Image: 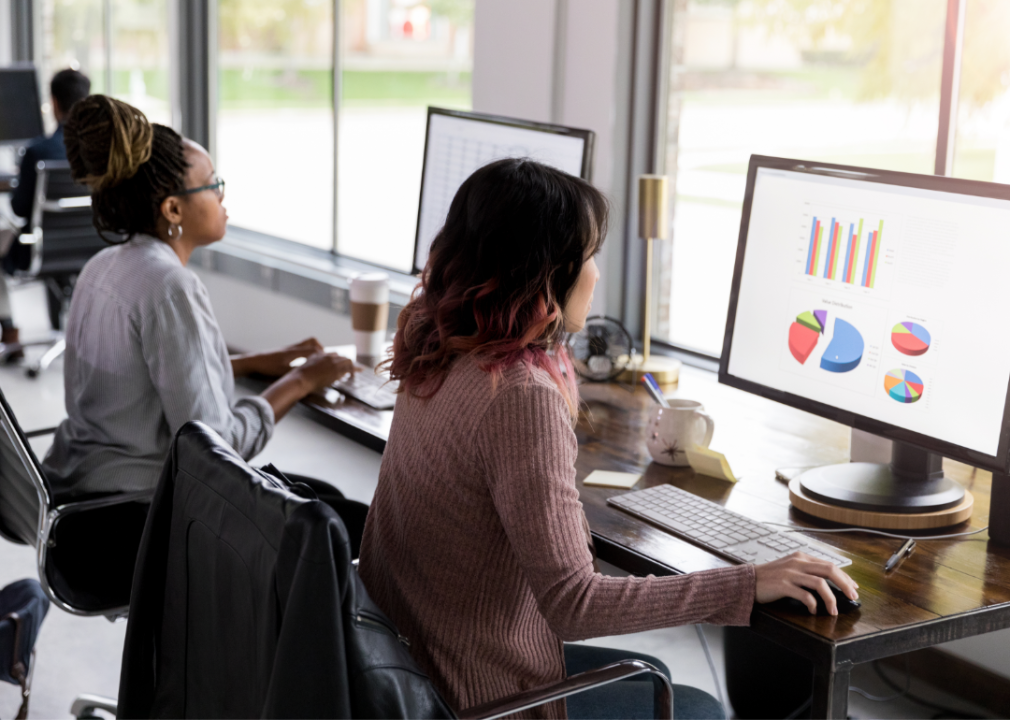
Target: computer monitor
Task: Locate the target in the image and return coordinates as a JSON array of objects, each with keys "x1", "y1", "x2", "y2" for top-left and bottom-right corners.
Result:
[
  {"x1": 0, "y1": 67, "x2": 44, "y2": 145},
  {"x1": 720, "y1": 155, "x2": 1010, "y2": 514},
  {"x1": 413, "y1": 107, "x2": 594, "y2": 275}
]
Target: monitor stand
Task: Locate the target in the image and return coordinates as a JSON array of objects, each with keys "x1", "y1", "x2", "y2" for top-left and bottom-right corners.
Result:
[{"x1": 798, "y1": 441, "x2": 965, "y2": 514}]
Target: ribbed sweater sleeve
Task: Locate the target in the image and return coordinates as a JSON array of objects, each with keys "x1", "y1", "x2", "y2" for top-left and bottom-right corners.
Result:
[{"x1": 476, "y1": 382, "x2": 756, "y2": 641}]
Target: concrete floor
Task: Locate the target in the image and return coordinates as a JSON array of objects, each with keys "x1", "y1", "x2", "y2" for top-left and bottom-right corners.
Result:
[{"x1": 0, "y1": 281, "x2": 995, "y2": 718}]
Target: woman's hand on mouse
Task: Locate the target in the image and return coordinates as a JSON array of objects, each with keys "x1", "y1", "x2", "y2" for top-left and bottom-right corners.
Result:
[{"x1": 754, "y1": 552, "x2": 859, "y2": 616}]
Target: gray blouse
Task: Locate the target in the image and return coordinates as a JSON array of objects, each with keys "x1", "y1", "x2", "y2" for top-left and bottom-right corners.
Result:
[{"x1": 42, "y1": 234, "x2": 274, "y2": 499}]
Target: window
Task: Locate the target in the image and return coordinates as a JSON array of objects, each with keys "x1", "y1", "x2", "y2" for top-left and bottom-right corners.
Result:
[
  {"x1": 951, "y1": 0, "x2": 1010, "y2": 182},
  {"x1": 216, "y1": 0, "x2": 336, "y2": 250},
  {"x1": 337, "y1": 0, "x2": 474, "y2": 271},
  {"x1": 214, "y1": 0, "x2": 474, "y2": 266},
  {"x1": 658, "y1": 0, "x2": 949, "y2": 356},
  {"x1": 39, "y1": 0, "x2": 172, "y2": 131}
]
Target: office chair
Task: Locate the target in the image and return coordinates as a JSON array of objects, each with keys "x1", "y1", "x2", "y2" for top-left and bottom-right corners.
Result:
[
  {"x1": 119, "y1": 422, "x2": 674, "y2": 719},
  {"x1": 3, "y1": 159, "x2": 108, "y2": 377},
  {"x1": 0, "y1": 384, "x2": 150, "y2": 718}
]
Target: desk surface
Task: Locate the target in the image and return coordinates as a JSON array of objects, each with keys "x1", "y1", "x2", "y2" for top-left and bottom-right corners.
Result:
[{"x1": 575, "y1": 367, "x2": 1010, "y2": 659}]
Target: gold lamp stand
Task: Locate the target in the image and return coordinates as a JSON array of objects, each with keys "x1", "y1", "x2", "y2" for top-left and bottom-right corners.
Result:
[{"x1": 618, "y1": 174, "x2": 682, "y2": 387}]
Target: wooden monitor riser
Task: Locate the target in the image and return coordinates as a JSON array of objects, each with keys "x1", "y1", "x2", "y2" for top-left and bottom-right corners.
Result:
[{"x1": 788, "y1": 478, "x2": 974, "y2": 530}]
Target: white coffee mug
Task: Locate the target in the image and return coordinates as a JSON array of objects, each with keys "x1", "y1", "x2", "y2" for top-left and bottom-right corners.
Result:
[
  {"x1": 350, "y1": 272, "x2": 390, "y2": 360},
  {"x1": 646, "y1": 399, "x2": 715, "y2": 466}
]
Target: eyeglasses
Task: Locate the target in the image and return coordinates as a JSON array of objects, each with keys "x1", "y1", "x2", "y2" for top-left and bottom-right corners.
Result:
[{"x1": 177, "y1": 176, "x2": 225, "y2": 201}]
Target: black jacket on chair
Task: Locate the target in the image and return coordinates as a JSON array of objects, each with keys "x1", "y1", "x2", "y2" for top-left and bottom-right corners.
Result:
[{"x1": 118, "y1": 422, "x2": 453, "y2": 719}]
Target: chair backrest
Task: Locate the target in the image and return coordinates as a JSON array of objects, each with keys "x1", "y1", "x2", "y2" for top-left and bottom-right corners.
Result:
[
  {"x1": 0, "y1": 385, "x2": 148, "y2": 618},
  {"x1": 30, "y1": 161, "x2": 109, "y2": 278},
  {"x1": 0, "y1": 387, "x2": 50, "y2": 548},
  {"x1": 120, "y1": 422, "x2": 454, "y2": 719}
]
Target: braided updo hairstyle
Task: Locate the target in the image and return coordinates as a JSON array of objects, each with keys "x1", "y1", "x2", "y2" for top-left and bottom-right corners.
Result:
[{"x1": 63, "y1": 95, "x2": 188, "y2": 242}]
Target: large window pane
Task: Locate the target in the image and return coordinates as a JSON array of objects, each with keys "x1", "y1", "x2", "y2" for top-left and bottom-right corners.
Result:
[
  {"x1": 40, "y1": 0, "x2": 107, "y2": 131},
  {"x1": 40, "y1": 1, "x2": 171, "y2": 131},
  {"x1": 660, "y1": 0, "x2": 947, "y2": 356},
  {"x1": 337, "y1": 0, "x2": 474, "y2": 271},
  {"x1": 951, "y1": 0, "x2": 1010, "y2": 182},
  {"x1": 217, "y1": 0, "x2": 335, "y2": 249},
  {"x1": 109, "y1": 0, "x2": 171, "y2": 126}
]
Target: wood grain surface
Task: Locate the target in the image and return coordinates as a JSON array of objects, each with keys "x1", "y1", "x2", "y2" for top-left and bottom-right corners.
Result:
[{"x1": 575, "y1": 366, "x2": 1010, "y2": 647}]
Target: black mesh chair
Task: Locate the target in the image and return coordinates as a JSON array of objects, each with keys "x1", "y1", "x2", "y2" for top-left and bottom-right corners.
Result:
[
  {"x1": 0, "y1": 385, "x2": 149, "y2": 718},
  {"x1": 5, "y1": 159, "x2": 109, "y2": 377}
]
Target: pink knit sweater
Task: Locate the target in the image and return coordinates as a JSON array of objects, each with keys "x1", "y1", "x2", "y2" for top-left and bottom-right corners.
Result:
[{"x1": 358, "y1": 356, "x2": 756, "y2": 718}]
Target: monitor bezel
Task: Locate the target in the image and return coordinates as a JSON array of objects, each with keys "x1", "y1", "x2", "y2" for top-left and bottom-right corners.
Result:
[
  {"x1": 412, "y1": 106, "x2": 595, "y2": 276},
  {"x1": 0, "y1": 66, "x2": 44, "y2": 146},
  {"x1": 719, "y1": 154, "x2": 1010, "y2": 474}
]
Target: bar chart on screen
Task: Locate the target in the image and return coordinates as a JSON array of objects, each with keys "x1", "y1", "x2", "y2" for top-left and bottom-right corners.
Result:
[{"x1": 797, "y1": 208, "x2": 895, "y2": 295}]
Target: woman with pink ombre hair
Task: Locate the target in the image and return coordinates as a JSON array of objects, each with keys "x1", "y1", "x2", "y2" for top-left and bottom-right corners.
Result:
[{"x1": 358, "y1": 158, "x2": 856, "y2": 719}]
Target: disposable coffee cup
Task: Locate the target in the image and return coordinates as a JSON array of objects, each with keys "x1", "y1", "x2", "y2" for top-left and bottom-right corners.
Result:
[{"x1": 350, "y1": 272, "x2": 389, "y2": 362}]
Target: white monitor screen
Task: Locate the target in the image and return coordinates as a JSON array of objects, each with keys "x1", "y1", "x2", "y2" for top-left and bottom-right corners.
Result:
[
  {"x1": 413, "y1": 111, "x2": 589, "y2": 273},
  {"x1": 726, "y1": 166, "x2": 1010, "y2": 457}
]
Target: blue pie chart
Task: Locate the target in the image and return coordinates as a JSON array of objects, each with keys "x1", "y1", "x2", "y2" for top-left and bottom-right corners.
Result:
[{"x1": 819, "y1": 318, "x2": 864, "y2": 373}]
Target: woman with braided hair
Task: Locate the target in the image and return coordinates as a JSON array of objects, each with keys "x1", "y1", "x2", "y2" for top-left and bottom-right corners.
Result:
[{"x1": 42, "y1": 95, "x2": 355, "y2": 502}]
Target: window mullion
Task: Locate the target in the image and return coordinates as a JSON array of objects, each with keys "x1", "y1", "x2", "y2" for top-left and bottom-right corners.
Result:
[{"x1": 935, "y1": 0, "x2": 967, "y2": 177}]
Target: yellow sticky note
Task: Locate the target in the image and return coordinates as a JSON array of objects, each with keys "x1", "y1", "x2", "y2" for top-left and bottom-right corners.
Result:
[
  {"x1": 583, "y1": 470, "x2": 642, "y2": 489},
  {"x1": 685, "y1": 445, "x2": 738, "y2": 483}
]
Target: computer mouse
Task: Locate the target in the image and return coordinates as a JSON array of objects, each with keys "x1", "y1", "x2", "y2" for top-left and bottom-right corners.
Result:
[{"x1": 772, "y1": 583, "x2": 861, "y2": 616}]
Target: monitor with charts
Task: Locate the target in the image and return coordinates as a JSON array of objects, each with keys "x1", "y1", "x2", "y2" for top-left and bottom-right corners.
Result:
[
  {"x1": 413, "y1": 107, "x2": 594, "y2": 275},
  {"x1": 0, "y1": 67, "x2": 44, "y2": 144},
  {"x1": 720, "y1": 155, "x2": 1010, "y2": 513}
]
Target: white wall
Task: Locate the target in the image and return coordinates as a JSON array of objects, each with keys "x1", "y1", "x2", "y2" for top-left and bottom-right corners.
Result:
[{"x1": 194, "y1": 268, "x2": 355, "y2": 353}]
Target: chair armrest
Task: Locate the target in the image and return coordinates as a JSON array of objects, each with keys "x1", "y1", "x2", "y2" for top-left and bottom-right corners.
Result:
[
  {"x1": 69, "y1": 693, "x2": 117, "y2": 719},
  {"x1": 456, "y1": 659, "x2": 674, "y2": 720},
  {"x1": 23, "y1": 427, "x2": 58, "y2": 439}
]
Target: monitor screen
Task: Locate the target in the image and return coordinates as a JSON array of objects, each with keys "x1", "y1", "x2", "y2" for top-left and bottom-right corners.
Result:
[
  {"x1": 721, "y1": 157, "x2": 1010, "y2": 470},
  {"x1": 413, "y1": 108, "x2": 593, "y2": 274},
  {"x1": 0, "y1": 68, "x2": 43, "y2": 144}
]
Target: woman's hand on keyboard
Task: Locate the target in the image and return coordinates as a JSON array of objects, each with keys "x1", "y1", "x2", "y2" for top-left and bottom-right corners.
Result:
[
  {"x1": 754, "y1": 552, "x2": 859, "y2": 616},
  {"x1": 292, "y1": 352, "x2": 356, "y2": 393}
]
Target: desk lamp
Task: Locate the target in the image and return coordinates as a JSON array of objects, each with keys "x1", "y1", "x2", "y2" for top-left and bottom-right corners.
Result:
[{"x1": 620, "y1": 174, "x2": 682, "y2": 386}]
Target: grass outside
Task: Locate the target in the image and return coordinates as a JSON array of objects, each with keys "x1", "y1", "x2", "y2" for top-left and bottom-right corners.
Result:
[{"x1": 216, "y1": 69, "x2": 471, "y2": 109}]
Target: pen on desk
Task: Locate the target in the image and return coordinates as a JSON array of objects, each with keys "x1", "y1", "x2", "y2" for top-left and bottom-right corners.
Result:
[
  {"x1": 884, "y1": 538, "x2": 916, "y2": 572},
  {"x1": 640, "y1": 375, "x2": 669, "y2": 408}
]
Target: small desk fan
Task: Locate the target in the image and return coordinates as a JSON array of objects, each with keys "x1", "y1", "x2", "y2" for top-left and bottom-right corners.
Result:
[{"x1": 567, "y1": 316, "x2": 634, "y2": 382}]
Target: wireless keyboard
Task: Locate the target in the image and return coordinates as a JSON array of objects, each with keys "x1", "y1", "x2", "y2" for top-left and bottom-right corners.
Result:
[
  {"x1": 608, "y1": 483, "x2": 850, "y2": 567},
  {"x1": 333, "y1": 367, "x2": 398, "y2": 410}
]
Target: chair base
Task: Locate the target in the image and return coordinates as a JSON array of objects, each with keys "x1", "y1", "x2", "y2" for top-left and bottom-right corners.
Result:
[{"x1": 70, "y1": 693, "x2": 118, "y2": 719}]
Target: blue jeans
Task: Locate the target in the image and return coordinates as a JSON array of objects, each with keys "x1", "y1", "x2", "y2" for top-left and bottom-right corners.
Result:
[{"x1": 564, "y1": 644, "x2": 725, "y2": 720}]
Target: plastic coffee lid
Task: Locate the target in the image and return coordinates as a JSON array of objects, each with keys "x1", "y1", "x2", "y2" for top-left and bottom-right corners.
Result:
[{"x1": 350, "y1": 272, "x2": 389, "y2": 303}]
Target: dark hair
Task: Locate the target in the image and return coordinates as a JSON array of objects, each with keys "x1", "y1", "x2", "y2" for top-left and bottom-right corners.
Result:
[
  {"x1": 50, "y1": 69, "x2": 91, "y2": 115},
  {"x1": 386, "y1": 158, "x2": 608, "y2": 413},
  {"x1": 63, "y1": 95, "x2": 188, "y2": 242}
]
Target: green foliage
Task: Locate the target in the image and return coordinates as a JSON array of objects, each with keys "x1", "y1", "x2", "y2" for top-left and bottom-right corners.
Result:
[
  {"x1": 740, "y1": 0, "x2": 1010, "y2": 108},
  {"x1": 428, "y1": 0, "x2": 474, "y2": 25}
]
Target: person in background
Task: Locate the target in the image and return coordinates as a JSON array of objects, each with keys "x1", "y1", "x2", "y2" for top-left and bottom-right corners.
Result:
[
  {"x1": 358, "y1": 158, "x2": 859, "y2": 720},
  {"x1": 0, "y1": 69, "x2": 91, "y2": 357},
  {"x1": 42, "y1": 95, "x2": 354, "y2": 504}
]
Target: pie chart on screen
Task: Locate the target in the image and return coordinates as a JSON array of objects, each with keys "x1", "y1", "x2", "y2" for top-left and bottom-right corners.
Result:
[
  {"x1": 884, "y1": 369, "x2": 924, "y2": 404},
  {"x1": 891, "y1": 322, "x2": 931, "y2": 356}
]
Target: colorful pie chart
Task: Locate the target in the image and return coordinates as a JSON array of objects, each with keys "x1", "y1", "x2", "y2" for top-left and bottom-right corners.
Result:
[
  {"x1": 891, "y1": 322, "x2": 931, "y2": 356},
  {"x1": 884, "y1": 369, "x2": 924, "y2": 404}
]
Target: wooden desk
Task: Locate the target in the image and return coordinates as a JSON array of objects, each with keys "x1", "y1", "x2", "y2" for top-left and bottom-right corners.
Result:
[{"x1": 575, "y1": 367, "x2": 1010, "y2": 719}]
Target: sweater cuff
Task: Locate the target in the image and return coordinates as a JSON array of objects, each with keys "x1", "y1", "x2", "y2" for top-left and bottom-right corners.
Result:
[{"x1": 702, "y1": 563, "x2": 757, "y2": 626}]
